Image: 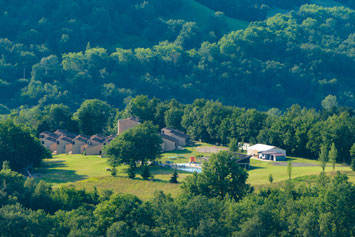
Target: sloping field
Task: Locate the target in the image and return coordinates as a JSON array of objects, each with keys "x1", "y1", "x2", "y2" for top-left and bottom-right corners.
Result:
[
  {"x1": 172, "y1": 0, "x2": 249, "y2": 31},
  {"x1": 35, "y1": 151, "x2": 354, "y2": 200}
]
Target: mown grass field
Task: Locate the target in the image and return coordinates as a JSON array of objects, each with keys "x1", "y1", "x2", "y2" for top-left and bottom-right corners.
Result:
[{"x1": 36, "y1": 147, "x2": 355, "y2": 200}]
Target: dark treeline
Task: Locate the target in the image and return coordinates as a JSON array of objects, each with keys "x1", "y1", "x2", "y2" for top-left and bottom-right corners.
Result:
[
  {"x1": 3, "y1": 95, "x2": 355, "y2": 166},
  {"x1": 1, "y1": 159, "x2": 354, "y2": 236},
  {"x1": 0, "y1": 5, "x2": 355, "y2": 110}
]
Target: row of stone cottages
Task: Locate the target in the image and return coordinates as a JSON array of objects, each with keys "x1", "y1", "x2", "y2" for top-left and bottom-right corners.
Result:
[{"x1": 40, "y1": 118, "x2": 189, "y2": 156}]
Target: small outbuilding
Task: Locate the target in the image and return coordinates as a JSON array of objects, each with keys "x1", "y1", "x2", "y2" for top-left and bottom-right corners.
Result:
[{"x1": 247, "y1": 144, "x2": 286, "y2": 161}]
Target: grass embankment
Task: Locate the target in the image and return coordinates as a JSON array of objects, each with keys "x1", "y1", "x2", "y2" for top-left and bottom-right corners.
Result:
[
  {"x1": 172, "y1": 0, "x2": 249, "y2": 32},
  {"x1": 36, "y1": 148, "x2": 354, "y2": 200}
]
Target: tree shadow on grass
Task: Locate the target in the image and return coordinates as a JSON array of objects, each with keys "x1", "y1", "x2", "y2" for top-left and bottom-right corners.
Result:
[
  {"x1": 40, "y1": 159, "x2": 67, "y2": 169},
  {"x1": 39, "y1": 169, "x2": 88, "y2": 184},
  {"x1": 35, "y1": 160, "x2": 88, "y2": 184},
  {"x1": 115, "y1": 166, "x2": 191, "y2": 184},
  {"x1": 248, "y1": 166, "x2": 266, "y2": 171},
  {"x1": 165, "y1": 149, "x2": 193, "y2": 155}
]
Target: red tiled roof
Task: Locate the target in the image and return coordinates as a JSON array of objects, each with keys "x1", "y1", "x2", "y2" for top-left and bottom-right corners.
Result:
[
  {"x1": 58, "y1": 136, "x2": 73, "y2": 143},
  {"x1": 90, "y1": 134, "x2": 106, "y2": 143},
  {"x1": 45, "y1": 136, "x2": 57, "y2": 143},
  {"x1": 162, "y1": 128, "x2": 188, "y2": 138},
  {"x1": 54, "y1": 130, "x2": 77, "y2": 138}
]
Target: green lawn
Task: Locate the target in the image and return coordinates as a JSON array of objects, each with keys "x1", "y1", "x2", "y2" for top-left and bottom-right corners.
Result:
[
  {"x1": 35, "y1": 151, "x2": 354, "y2": 200},
  {"x1": 248, "y1": 158, "x2": 354, "y2": 188}
]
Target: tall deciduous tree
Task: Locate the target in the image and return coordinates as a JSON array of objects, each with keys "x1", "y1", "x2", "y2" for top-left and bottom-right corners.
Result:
[
  {"x1": 182, "y1": 151, "x2": 251, "y2": 201},
  {"x1": 319, "y1": 144, "x2": 328, "y2": 172},
  {"x1": 104, "y1": 122, "x2": 162, "y2": 176},
  {"x1": 41, "y1": 104, "x2": 78, "y2": 133},
  {"x1": 229, "y1": 138, "x2": 239, "y2": 152},
  {"x1": 0, "y1": 120, "x2": 50, "y2": 171},
  {"x1": 74, "y1": 99, "x2": 112, "y2": 135},
  {"x1": 350, "y1": 143, "x2": 355, "y2": 171},
  {"x1": 329, "y1": 143, "x2": 337, "y2": 170}
]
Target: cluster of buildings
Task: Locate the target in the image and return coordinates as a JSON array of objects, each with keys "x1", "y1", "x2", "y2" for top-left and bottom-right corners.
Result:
[
  {"x1": 40, "y1": 117, "x2": 286, "y2": 163},
  {"x1": 40, "y1": 118, "x2": 189, "y2": 155},
  {"x1": 118, "y1": 118, "x2": 189, "y2": 152},
  {"x1": 39, "y1": 130, "x2": 115, "y2": 155}
]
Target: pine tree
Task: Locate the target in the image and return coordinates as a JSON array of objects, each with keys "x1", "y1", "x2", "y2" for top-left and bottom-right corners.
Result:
[
  {"x1": 170, "y1": 169, "x2": 179, "y2": 183},
  {"x1": 329, "y1": 143, "x2": 337, "y2": 170}
]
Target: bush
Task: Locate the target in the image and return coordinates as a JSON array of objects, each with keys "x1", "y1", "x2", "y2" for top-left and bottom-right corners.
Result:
[
  {"x1": 128, "y1": 167, "x2": 135, "y2": 179},
  {"x1": 351, "y1": 159, "x2": 355, "y2": 171},
  {"x1": 141, "y1": 165, "x2": 151, "y2": 180},
  {"x1": 111, "y1": 167, "x2": 117, "y2": 177}
]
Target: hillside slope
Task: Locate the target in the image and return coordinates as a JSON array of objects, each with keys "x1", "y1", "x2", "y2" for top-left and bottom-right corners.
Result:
[{"x1": 0, "y1": 2, "x2": 354, "y2": 111}]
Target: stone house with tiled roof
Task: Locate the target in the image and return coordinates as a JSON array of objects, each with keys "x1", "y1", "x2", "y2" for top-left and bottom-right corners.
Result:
[
  {"x1": 161, "y1": 134, "x2": 178, "y2": 152},
  {"x1": 72, "y1": 135, "x2": 90, "y2": 154},
  {"x1": 40, "y1": 130, "x2": 114, "y2": 156},
  {"x1": 56, "y1": 136, "x2": 73, "y2": 154},
  {"x1": 161, "y1": 128, "x2": 188, "y2": 147}
]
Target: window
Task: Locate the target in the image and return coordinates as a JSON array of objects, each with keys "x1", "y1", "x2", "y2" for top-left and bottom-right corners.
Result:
[
  {"x1": 57, "y1": 141, "x2": 59, "y2": 145},
  {"x1": 72, "y1": 141, "x2": 75, "y2": 145},
  {"x1": 42, "y1": 141, "x2": 44, "y2": 144}
]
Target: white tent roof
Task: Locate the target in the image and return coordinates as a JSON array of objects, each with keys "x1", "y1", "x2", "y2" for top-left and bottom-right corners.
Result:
[{"x1": 248, "y1": 144, "x2": 279, "y2": 152}]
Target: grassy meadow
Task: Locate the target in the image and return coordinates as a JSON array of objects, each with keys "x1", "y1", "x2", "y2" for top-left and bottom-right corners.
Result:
[
  {"x1": 35, "y1": 146, "x2": 355, "y2": 200},
  {"x1": 172, "y1": 0, "x2": 249, "y2": 32}
]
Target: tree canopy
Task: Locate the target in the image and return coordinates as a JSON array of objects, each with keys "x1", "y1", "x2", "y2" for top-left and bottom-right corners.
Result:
[
  {"x1": 182, "y1": 151, "x2": 252, "y2": 201},
  {"x1": 0, "y1": 120, "x2": 50, "y2": 171},
  {"x1": 104, "y1": 121, "x2": 162, "y2": 171}
]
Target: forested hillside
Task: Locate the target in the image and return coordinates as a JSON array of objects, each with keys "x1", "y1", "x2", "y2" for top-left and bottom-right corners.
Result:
[{"x1": 0, "y1": 2, "x2": 355, "y2": 111}]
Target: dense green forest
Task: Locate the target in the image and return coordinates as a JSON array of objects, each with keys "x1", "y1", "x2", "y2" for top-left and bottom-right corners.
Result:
[{"x1": 0, "y1": 3, "x2": 354, "y2": 110}]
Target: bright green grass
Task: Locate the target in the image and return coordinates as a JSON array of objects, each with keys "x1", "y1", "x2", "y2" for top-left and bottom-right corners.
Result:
[
  {"x1": 36, "y1": 152, "x2": 354, "y2": 200},
  {"x1": 248, "y1": 158, "x2": 354, "y2": 188},
  {"x1": 35, "y1": 154, "x2": 110, "y2": 184},
  {"x1": 72, "y1": 169, "x2": 187, "y2": 201},
  {"x1": 171, "y1": 0, "x2": 249, "y2": 32}
]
